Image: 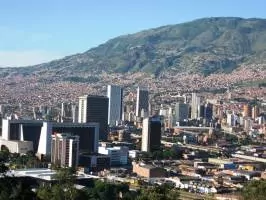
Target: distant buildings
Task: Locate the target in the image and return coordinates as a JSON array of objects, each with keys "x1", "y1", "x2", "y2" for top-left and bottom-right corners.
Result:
[
  {"x1": 78, "y1": 95, "x2": 108, "y2": 141},
  {"x1": 51, "y1": 133, "x2": 79, "y2": 168},
  {"x1": 135, "y1": 87, "x2": 149, "y2": 118},
  {"x1": 141, "y1": 116, "x2": 162, "y2": 152},
  {"x1": 107, "y1": 85, "x2": 123, "y2": 126},
  {"x1": 175, "y1": 103, "x2": 189, "y2": 123}
]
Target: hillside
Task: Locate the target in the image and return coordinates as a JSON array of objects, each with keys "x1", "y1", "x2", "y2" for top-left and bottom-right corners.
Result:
[{"x1": 2, "y1": 17, "x2": 266, "y2": 78}]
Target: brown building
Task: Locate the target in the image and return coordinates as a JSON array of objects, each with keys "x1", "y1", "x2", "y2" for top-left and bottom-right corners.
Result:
[
  {"x1": 243, "y1": 104, "x2": 252, "y2": 118},
  {"x1": 132, "y1": 162, "x2": 166, "y2": 178}
]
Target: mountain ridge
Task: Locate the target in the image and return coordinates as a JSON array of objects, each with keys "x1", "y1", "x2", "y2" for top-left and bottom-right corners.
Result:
[{"x1": 1, "y1": 17, "x2": 266, "y2": 78}]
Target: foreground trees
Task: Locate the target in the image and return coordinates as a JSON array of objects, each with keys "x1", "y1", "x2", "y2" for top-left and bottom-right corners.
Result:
[
  {"x1": 241, "y1": 180, "x2": 266, "y2": 200},
  {"x1": 136, "y1": 184, "x2": 179, "y2": 200}
]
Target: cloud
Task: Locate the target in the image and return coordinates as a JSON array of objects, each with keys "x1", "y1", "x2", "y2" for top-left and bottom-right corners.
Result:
[{"x1": 0, "y1": 50, "x2": 66, "y2": 67}]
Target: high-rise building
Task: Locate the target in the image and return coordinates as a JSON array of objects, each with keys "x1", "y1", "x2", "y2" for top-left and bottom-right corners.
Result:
[
  {"x1": 204, "y1": 103, "x2": 213, "y2": 122},
  {"x1": 78, "y1": 95, "x2": 108, "y2": 141},
  {"x1": 141, "y1": 116, "x2": 162, "y2": 152},
  {"x1": 107, "y1": 85, "x2": 123, "y2": 126},
  {"x1": 252, "y1": 106, "x2": 259, "y2": 119},
  {"x1": 51, "y1": 133, "x2": 79, "y2": 168},
  {"x1": 71, "y1": 104, "x2": 78, "y2": 123},
  {"x1": 243, "y1": 104, "x2": 252, "y2": 118},
  {"x1": 175, "y1": 103, "x2": 189, "y2": 122},
  {"x1": 191, "y1": 93, "x2": 200, "y2": 119},
  {"x1": 136, "y1": 87, "x2": 149, "y2": 117},
  {"x1": 197, "y1": 105, "x2": 205, "y2": 118}
]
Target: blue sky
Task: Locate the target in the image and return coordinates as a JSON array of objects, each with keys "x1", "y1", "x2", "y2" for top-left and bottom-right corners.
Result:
[{"x1": 0, "y1": 0, "x2": 265, "y2": 67}]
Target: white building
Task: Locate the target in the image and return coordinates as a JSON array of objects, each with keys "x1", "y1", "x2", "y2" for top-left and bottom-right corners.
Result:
[
  {"x1": 78, "y1": 95, "x2": 88, "y2": 123},
  {"x1": 107, "y1": 85, "x2": 123, "y2": 126},
  {"x1": 136, "y1": 87, "x2": 149, "y2": 117},
  {"x1": 51, "y1": 133, "x2": 79, "y2": 168},
  {"x1": 0, "y1": 139, "x2": 33, "y2": 154},
  {"x1": 98, "y1": 146, "x2": 128, "y2": 166},
  {"x1": 191, "y1": 93, "x2": 200, "y2": 119}
]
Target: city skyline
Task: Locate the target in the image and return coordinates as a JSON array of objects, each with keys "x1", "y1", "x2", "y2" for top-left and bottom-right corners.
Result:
[{"x1": 0, "y1": 0, "x2": 266, "y2": 66}]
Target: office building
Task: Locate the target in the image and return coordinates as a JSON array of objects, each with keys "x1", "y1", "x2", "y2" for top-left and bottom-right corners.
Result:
[
  {"x1": 141, "y1": 116, "x2": 162, "y2": 152},
  {"x1": 79, "y1": 153, "x2": 111, "y2": 171},
  {"x1": 191, "y1": 93, "x2": 200, "y2": 119},
  {"x1": 197, "y1": 105, "x2": 205, "y2": 118},
  {"x1": 252, "y1": 106, "x2": 259, "y2": 119},
  {"x1": 135, "y1": 87, "x2": 149, "y2": 117},
  {"x1": 98, "y1": 146, "x2": 128, "y2": 166},
  {"x1": 107, "y1": 85, "x2": 123, "y2": 126},
  {"x1": 243, "y1": 104, "x2": 252, "y2": 118},
  {"x1": 204, "y1": 103, "x2": 213, "y2": 122},
  {"x1": 2, "y1": 119, "x2": 99, "y2": 156},
  {"x1": 51, "y1": 133, "x2": 79, "y2": 168},
  {"x1": 78, "y1": 95, "x2": 108, "y2": 140},
  {"x1": 175, "y1": 103, "x2": 189, "y2": 122},
  {"x1": 71, "y1": 104, "x2": 78, "y2": 123}
]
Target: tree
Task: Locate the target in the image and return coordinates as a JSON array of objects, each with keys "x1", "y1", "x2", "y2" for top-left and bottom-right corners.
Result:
[
  {"x1": 241, "y1": 180, "x2": 266, "y2": 200},
  {"x1": 137, "y1": 184, "x2": 179, "y2": 200},
  {"x1": 37, "y1": 168, "x2": 82, "y2": 200}
]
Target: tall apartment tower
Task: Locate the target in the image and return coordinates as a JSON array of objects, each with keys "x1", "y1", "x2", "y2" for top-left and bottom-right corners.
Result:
[
  {"x1": 243, "y1": 104, "x2": 252, "y2": 118},
  {"x1": 51, "y1": 133, "x2": 79, "y2": 168},
  {"x1": 191, "y1": 93, "x2": 200, "y2": 119},
  {"x1": 175, "y1": 103, "x2": 189, "y2": 123},
  {"x1": 141, "y1": 116, "x2": 162, "y2": 152},
  {"x1": 107, "y1": 85, "x2": 123, "y2": 126},
  {"x1": 78, "y1": 95, "x2": 108, "y2": 141},
  {"x1": 136, "y1": 87, "x2": 149, "y2": 117}
]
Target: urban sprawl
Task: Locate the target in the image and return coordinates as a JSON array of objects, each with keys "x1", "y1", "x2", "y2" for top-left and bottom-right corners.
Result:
[{"x1": 0, "y1": 66, "x2": 266, "y2": 200}]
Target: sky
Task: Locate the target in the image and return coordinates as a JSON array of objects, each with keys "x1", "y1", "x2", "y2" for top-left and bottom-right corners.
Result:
[{"x1": 0, "y1": 0, "x2": 265, "y2": 67}]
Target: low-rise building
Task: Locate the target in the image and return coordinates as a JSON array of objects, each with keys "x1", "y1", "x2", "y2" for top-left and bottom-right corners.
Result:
[
  {"x1": 0, "y1": 139, "x2": 33, "y2": 154},
  {"x1": 98, "y1": 146, "x2": 128, "y2": 166},
  {"x1": 132, "y1": 162, "x2": 166, "y2": 178},
  {"x1": 78, "y1": 153, "x2": 110, "y2": 172}
]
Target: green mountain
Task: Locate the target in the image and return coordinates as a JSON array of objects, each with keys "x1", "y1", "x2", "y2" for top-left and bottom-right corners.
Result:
[{"x1": 3, "y1": 17, "x2": 266, "y2": 77}]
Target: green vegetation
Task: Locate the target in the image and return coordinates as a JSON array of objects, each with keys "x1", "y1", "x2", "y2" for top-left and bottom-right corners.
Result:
[
  {"x1": 136, "y1": 184, "x2": 179, "y2": 200},
  {"x1": 241, "y1": 180, "x2": 266, "y2": 200},
  {"x1": 0, "y1": 147, "x2": 180, "y2": 200},
  {"x1": 3, "y1": 17, "x2": 266, "y2": 76}
]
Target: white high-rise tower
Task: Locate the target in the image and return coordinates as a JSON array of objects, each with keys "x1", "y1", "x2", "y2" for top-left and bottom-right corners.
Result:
[
  {"x1": 107, "y1": 85, "x2": 123, "y2": 126},
  {"x1": 191, "y1": 93, "x2": 200, "y2": 119}
]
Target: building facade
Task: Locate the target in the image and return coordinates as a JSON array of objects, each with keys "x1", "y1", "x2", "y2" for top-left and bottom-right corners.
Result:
[
  {"x1": 78, "y1": 95, "x2": 108, "y2": 140},
  {"x1": 191, "y1": 93, "x2": 200, "y2": 119},
  {"x1": 2, "y1": 119, "x2": 99, "y2": 156},
  {"x1": 141, "y1": 116, "x2": 162, "y2": 152},
  {"x1": 98, "y1": 146, "x2": 128, "y2": 166},
  {"x1": 107, "y1": 85, "x2": 123, "y2": 126},
  {"x1": 135, "y1": 87, "x2": 149, "y2": 117},
  {"x1": 175, "y1": 103, "x2": 189, "y2": 123},
  {"x1": 51, "y1": 133, "x2": 79, "y2": 168}
]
